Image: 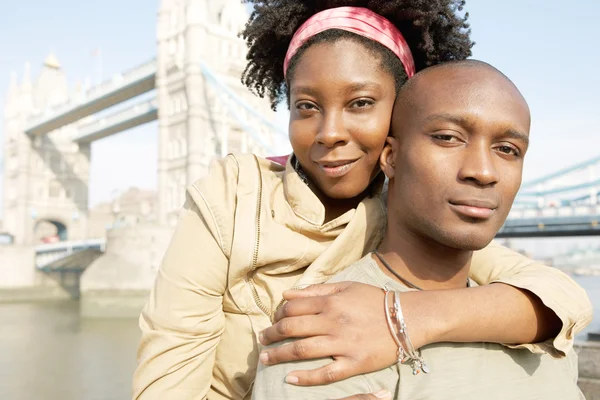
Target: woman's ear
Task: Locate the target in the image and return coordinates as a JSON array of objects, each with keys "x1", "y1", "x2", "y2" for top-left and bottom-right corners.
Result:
[{"x1": 380, "y1": 136, "x2": 397, "y2": 180}]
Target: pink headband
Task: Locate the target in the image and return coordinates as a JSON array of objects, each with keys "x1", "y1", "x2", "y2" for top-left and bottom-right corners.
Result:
[{"x1": 283, "y1": 7, "x2": 416, "y2": 79}]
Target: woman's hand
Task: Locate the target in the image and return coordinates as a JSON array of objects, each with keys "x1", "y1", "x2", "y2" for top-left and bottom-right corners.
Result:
[
  {"x1": 258, "y1": 282, "x2": 429, "y2": 385},
  {"x1": 259, "y1": 277, "x2": 566, "y2": 388}
]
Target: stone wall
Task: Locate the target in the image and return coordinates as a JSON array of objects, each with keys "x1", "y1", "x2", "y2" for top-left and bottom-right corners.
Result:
[
  {"x1": 0, "y1": 244, "x2": 35, "y2": 287},
  {"x1": 79, "y1": 223, "x2": 172, "y2": 318},
  {"x1": 576, "y1": 340, "x2": 600, "y2": 399},
  {"x1": 0, "y1": 244, "x2": 71, "y2": 301}
]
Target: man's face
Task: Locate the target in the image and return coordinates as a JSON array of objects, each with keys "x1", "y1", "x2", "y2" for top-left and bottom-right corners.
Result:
[{"x1": 383, "y1": 65, "x2": 531, "y2": 250}]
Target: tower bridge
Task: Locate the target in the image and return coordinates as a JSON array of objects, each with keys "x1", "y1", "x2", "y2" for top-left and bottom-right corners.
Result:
[
  {"x1": 0, "y1": 0, "x2": 285, "y2": 304},
  {"x1": 2, "y1": 0, "x2": 284, "y2": 249}
]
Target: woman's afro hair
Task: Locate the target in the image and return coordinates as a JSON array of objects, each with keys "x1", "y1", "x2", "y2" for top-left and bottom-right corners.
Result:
[{"x1": 241, "y1": 0, "x2": 474, "y2": 109}]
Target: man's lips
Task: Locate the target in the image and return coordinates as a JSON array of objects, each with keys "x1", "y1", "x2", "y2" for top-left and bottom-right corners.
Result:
[{"x1": 449, "y1": 199, "x2": 498, "y2": 219}]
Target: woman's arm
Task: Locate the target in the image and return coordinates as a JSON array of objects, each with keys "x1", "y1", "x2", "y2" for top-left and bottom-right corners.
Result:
[
  {"x1": 133, "y1": 194, "x2": 229, "y2": 399},
  {"x1": 469, "y1": 240, "x2": 593, "y2": 355},
  {"x1": 257, "y1": 245, "x2": 592, "y2": 386}
]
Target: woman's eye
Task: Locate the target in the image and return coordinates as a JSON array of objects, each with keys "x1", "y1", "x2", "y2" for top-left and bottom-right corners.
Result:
[
  {"x1": 296, "y1": 102, "x2": 317, "y2": 110},
  {"x1": 350, "y1": 99, "x2": 374, "y2": 108}
]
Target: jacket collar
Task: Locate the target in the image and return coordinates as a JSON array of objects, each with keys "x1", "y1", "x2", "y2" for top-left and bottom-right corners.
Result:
[{"x1": 283, "y1": 154, "x2": 385, "y2": 227}]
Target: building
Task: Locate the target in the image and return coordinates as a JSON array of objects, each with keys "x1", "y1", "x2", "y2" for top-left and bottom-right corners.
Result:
[
  {"x1": 1, "y1": 0, "x2": 279, "y2": 247},
  {"x1": 2, "y1": 55, "x2": 90, "y2": 245},
  {"x1": 87, "y1": 187, "x2": 158, "y2": 239}
]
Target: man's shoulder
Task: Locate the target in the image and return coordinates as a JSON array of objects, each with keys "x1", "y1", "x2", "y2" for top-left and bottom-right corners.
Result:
[
  {"x1": 327, "y1": 254, "x2": 385, "y2": 287},
  {"x1": 409, "y1": 344, "x2": 582, "y2": 399}
]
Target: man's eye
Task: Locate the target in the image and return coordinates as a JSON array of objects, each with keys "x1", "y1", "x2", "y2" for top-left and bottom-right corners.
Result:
[
  {"x1": 432, "y1": 134, "x2": 459, "y2": 142},
  {"x1": 496, "y1": 144, "x2": 521, "y2": 157}
]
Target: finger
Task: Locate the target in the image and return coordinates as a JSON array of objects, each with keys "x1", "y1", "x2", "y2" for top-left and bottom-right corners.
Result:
[
  {"x1": 259, "y1": 335, "x2": 337, "y2": 365},
  {"x1": 283, "y1": 282, "x2": 353, "y2": 300},
  {"x1": 260, "y1": 314, "x2": 328, "y2": 345},
  {"x1": 273, "y1": 295, "x2": 328, "y2": 323},
  {"x1": 284, "y1": 358, "x2": 359, "y2": 386},
  {"x1": 333, "y1": 390, "x2": 393, "y2": 400}
]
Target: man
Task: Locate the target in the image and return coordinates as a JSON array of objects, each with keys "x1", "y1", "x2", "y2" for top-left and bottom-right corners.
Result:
[{"x1": 252, "y1": 60, "x2": 583, "y2": 400}]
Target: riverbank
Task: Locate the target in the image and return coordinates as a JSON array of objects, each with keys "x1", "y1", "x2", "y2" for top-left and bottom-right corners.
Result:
[
  {"x1": 0, "y1": 286, "x2": 70, "y2": 303},
  {"x1": 0, "y1": 286, "x2": 148, "y2": 318}
]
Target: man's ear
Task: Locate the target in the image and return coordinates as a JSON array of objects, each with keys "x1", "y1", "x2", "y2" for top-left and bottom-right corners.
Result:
[{"x1": 380, "y1": 136, "x2": 397, "y2": 180}]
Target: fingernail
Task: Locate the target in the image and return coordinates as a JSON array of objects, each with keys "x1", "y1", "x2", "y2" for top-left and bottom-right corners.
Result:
[
  {"x1": 374, "y1": 389, "x2": 392, "y2": 399},
  {"x1": 258, "y1": 331, "x2": 265, "y2": 344},
  {"x1": 259, "y1": 352, "x2": 269, "y2": 364},
  {"x1": 285, "y1": 375, "x2": 299, "y2": 384}
]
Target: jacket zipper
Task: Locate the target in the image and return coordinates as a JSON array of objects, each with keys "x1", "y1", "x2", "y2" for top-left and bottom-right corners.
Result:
[
  {"x1": 246, "y1": 156, "x2": 305, "y2": 318},
  {"x1": 247, "y1": 156, "x2": 273, "y2": 317}
]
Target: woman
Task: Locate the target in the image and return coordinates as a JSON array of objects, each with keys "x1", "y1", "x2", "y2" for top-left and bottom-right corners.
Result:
[{"x1": 133, "y1": 1, "x2": 591, "y2": 399}]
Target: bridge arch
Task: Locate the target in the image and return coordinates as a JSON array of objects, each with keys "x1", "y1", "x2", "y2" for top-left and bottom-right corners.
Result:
[{"x1": 34, "y1": 217, "x2": 68, "y2": 243}]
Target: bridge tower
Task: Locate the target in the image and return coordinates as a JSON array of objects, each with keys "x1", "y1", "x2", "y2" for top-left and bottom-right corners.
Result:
[
  {"x1": 2, "y1": 55, "x2": 90, "y2": 245},
  {"x1": 156, "y1": 0, "x2": 277, "y2": 227}
]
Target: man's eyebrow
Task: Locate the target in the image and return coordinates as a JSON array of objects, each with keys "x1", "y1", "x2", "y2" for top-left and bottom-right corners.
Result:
[
  {"x1": 502, "y1": 129, "x2": 530, "y2": 146},
  {"x1": 425, "y1": 113, "x2": 530, "y2": 145},
  {"x1": 425, "y1": 113, "x2": 470, "y2": 126}
]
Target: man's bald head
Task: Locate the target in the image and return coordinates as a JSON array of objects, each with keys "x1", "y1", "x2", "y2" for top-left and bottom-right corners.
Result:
[{"x1": 393, "y1": 60, "x2": 530, "y2": 137}]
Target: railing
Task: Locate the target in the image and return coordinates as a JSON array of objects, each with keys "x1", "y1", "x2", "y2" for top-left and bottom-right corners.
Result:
[
  {"x1": 512, "y1": 154, "x2": 600, "y2": 212},
  {"x1": 498, "y1": 208, "x2": 599, "y2": 238},
  {"x1": 199, "y1": 61, "x2": 286, "y2": 156},
  {"x1": 520, "y1": 155, "x2": 600, "y2": 189},
  {"x1": 86, "y1": 59, "x2": 156, "y2": 100},
  {"x1": 35, "y1": 238, "x2": 106, "y2": 268},
  {"x1": 507, "y1": 205, "x2": 599, "y2": 220},
  {"x1": 518, "y1": 179, "x2": 600, "y2": 197},
  {"x1": 74, "y1": 98, "x2": 158, "y2": 142}
]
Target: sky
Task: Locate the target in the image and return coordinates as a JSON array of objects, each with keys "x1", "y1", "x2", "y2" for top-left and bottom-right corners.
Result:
[{"x1": 0, "y1": 0, "x2": 599, "y2": 255}]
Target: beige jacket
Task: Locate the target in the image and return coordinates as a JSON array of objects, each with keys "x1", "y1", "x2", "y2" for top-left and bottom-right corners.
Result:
[{"x1": 133, "y1": 154, "x2": 592, "y2": 400}]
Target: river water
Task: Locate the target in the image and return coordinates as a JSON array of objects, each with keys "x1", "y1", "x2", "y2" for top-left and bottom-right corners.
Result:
[
  {"x1": 573, "y1": 275, "x2": 600, "y2": 337},
  {"x1": 0, "y1": 301, "x2": 139, "y2": 400},
  {"x1": 0, "y1": 277, "x2": 598, "y2": 400}
]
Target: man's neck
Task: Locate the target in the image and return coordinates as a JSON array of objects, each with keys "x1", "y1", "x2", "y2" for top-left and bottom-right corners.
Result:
[{"x1": 376, "y1": 223, "x2": 473, "y2": 291}]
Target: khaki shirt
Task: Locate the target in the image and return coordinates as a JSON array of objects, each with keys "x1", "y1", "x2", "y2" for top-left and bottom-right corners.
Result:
[
  {"x1": 253, "y1": 255, "x2": 585, "y2": 400},
  {"x1": 133, "y1": 154, "x2": 593, "y2": 400}
]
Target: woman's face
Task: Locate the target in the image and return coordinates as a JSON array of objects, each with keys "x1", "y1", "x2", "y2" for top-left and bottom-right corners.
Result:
[{"x1": 288, "y1": 38, "x2": 397, "y2": 200}]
